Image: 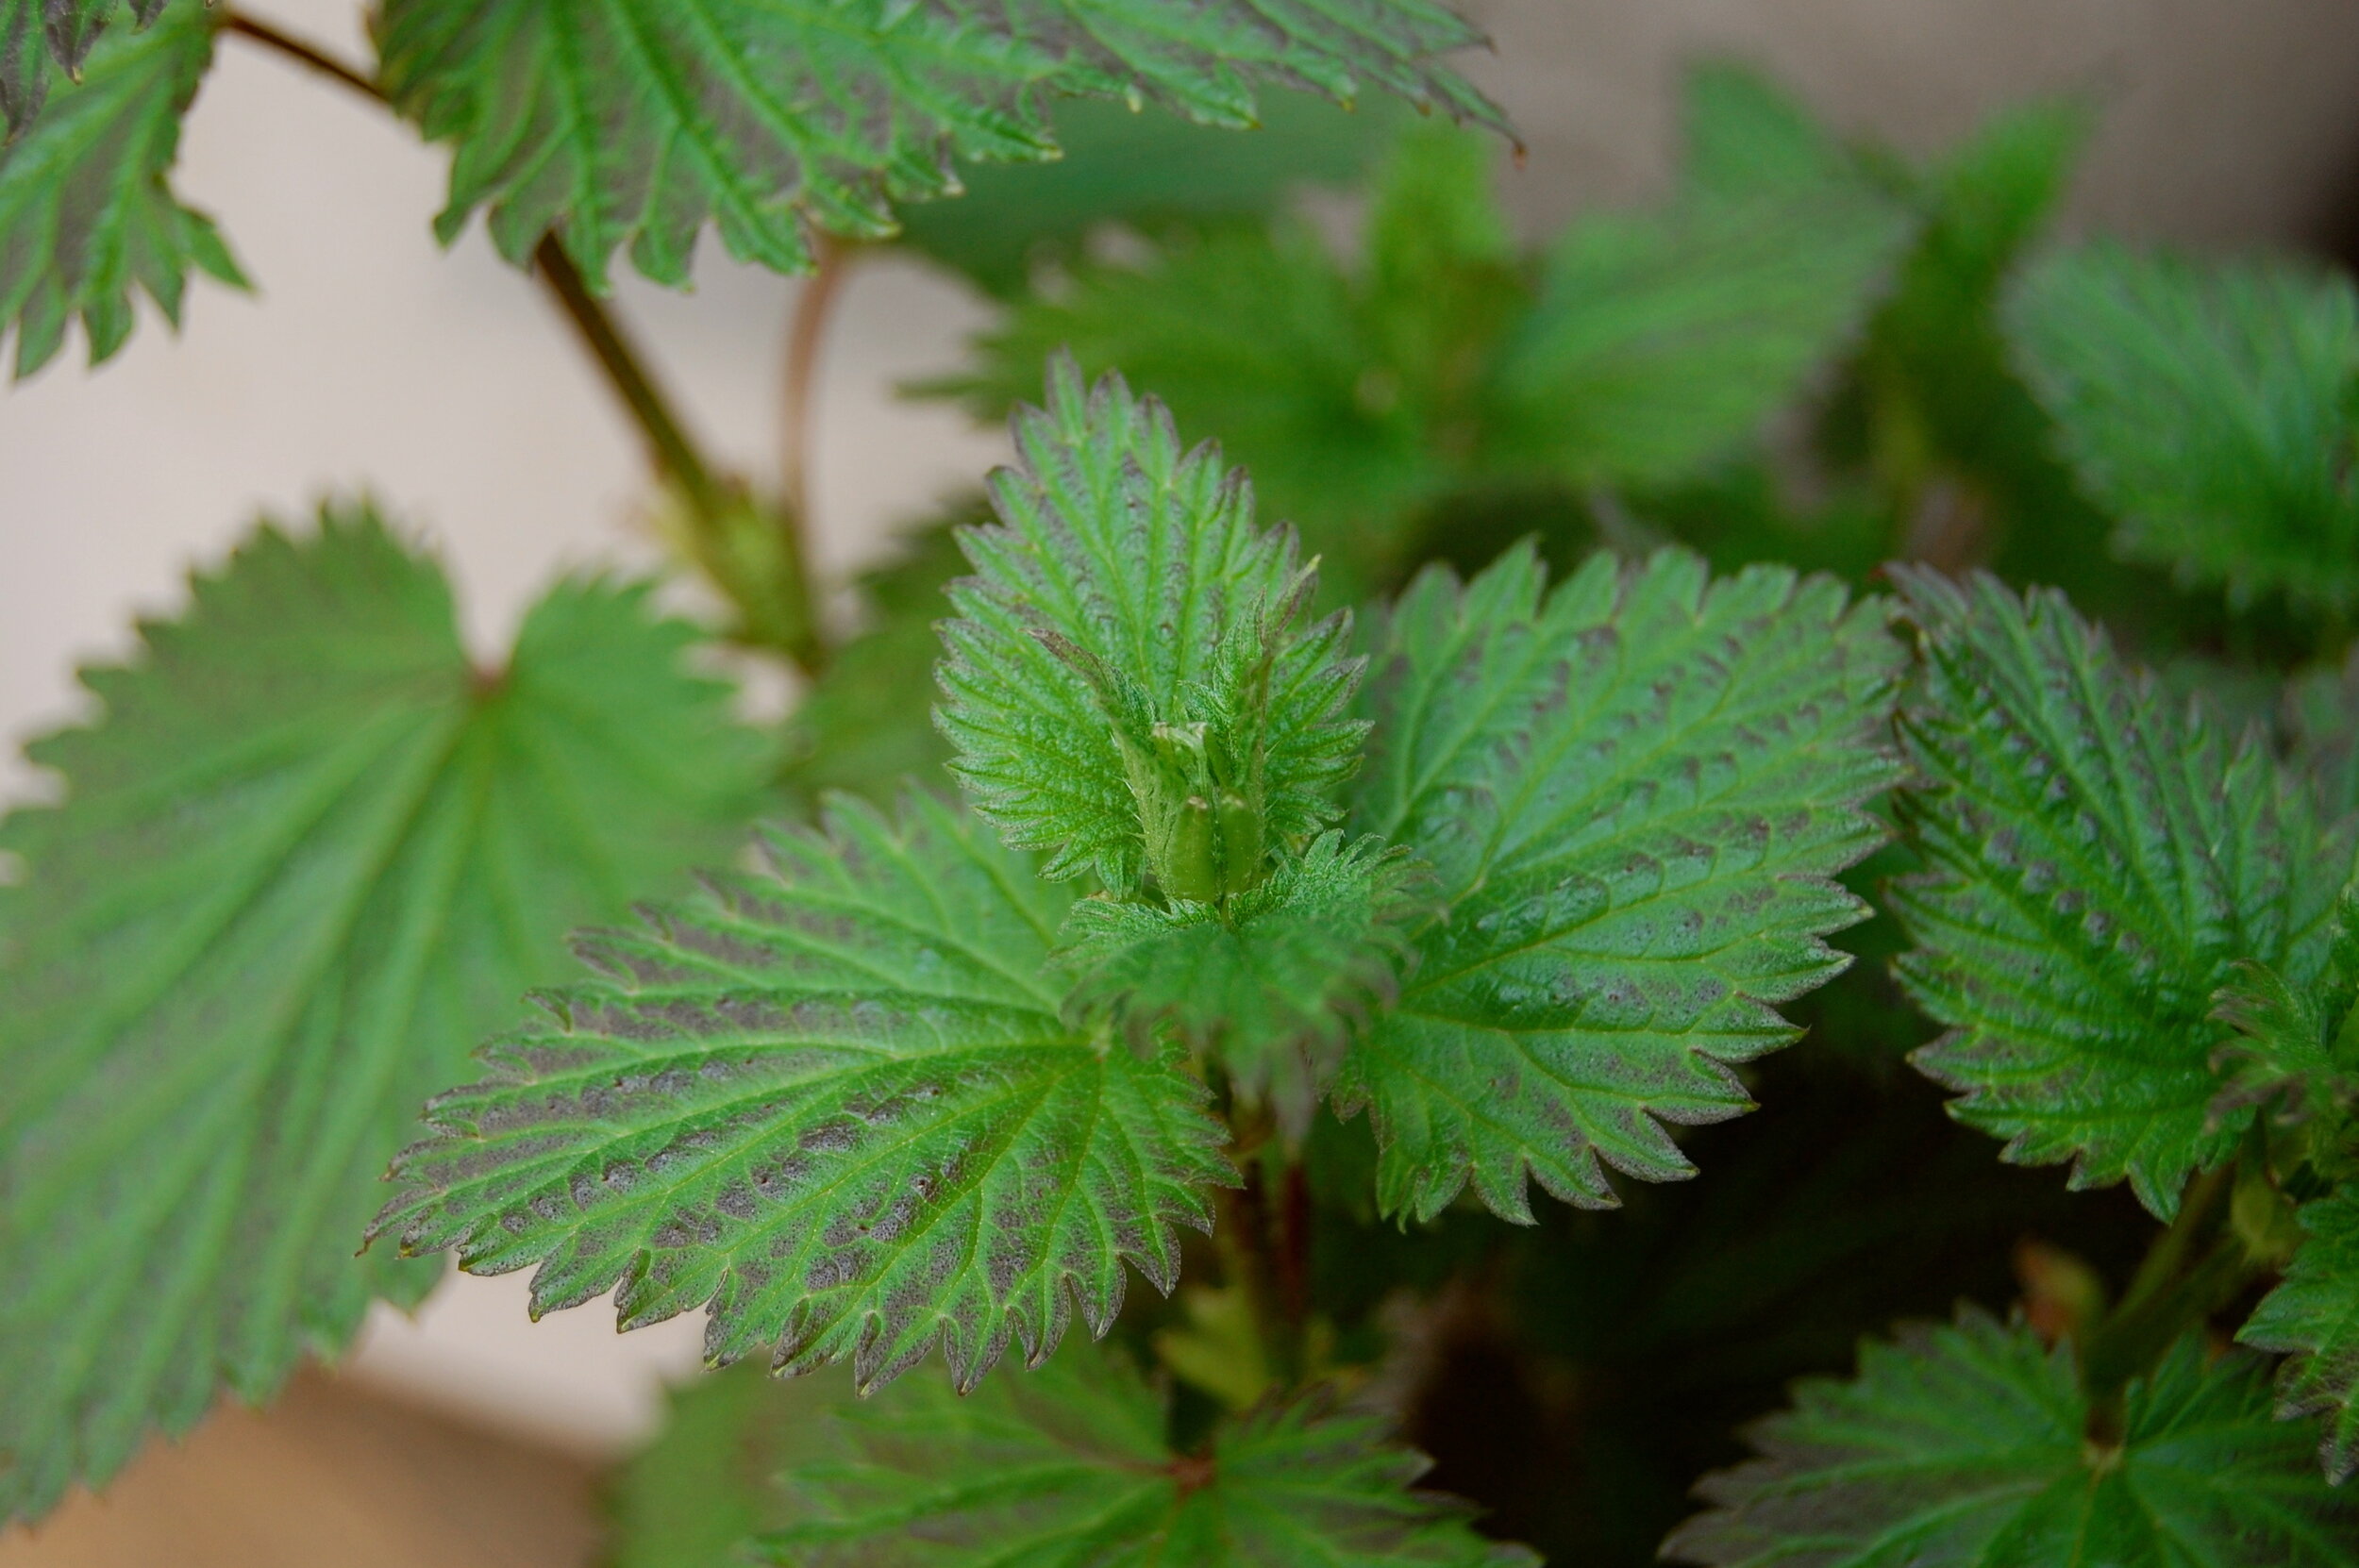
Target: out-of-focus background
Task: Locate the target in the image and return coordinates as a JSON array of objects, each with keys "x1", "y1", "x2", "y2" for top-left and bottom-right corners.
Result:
[{"x1": 5, "y1": 0, "x2": 2359, "y2": 1561}]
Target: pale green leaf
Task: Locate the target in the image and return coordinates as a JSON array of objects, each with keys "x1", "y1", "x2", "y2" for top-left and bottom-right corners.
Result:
[
  {"x1": 2006, "y1": 244, "x2": 2359, "y2": 612},
  {"x1": 1486, "y1": 182, "x2": 1910, "y2": 488},
  {"x1": 1053, "y1": 831, "x2": 1422, "y2": 1135},
  {"x1": 0, "y1": 505, "x2": 765, "y2": 1525},
  {"x1": 376, "y1": 0, "x2": 1500, "y2": 291},
  {"x1": 1889, "y1": 567, "x2": 2351, "y2": 1219},
  {"x1": 2242, "y1": 1185, "x2": 2359, "y2": 1484},
  {"x1": 0, "y1": 0, "x2": 243, "y2": 377},
  {"x1": 1336, "y1": 545, "x2": 1904, "y2": 1223},
  {"x1": 937, "y1": 359, "x2": 1366, "y2": 892},
  {"x1": 893, "y1": 91, "x2": 1403, "y2": 299},
  {"x1": 1678, "y1": 61, "x2": 1850, "y2": 201},
  {"x1": 750, "y1": 1341, "x2": 1536, "y2": 1567},
  {"x1": 372, "y1": 792, "x2": 1233, "y2": 1394},
  {"x1": 609, "y1": 1364, "x2": 814, "y2": 1568},
  {"x1": 1664, "y1": 1309, "x2": 2359, "y2": 1567}
]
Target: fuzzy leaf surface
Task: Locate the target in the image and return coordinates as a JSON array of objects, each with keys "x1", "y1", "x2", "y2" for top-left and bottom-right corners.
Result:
[
  {"x1": 0, "y1": 507, "x2": 764, "y2": 1524},
  {"x1": 1337, "y1": 546, "x2": 1903, "y2": 1222},
  {"x1": 2007, "y1": 244, "x2": 2359, "y2": 612},
  {"x1": 1487, "y1": 183, "x2": 1910, "y2": 487},
  {"x1": 1665, "y1": 1309, "x2": 2359, "y2": 1567},
  {"x1": 374, "y1": 793, "x2": 1232, "y2": 1393},
  {"x1": 376, "y1": 0, "x2": 1497, "y2": 291},
  {"x1": 2242, "y1": 1185, "x2": 2359, "y2": 1484},
  {"x1": 1053, "y1": 832, "x2": 1421, "y2": 1134},
  {"x1": 1889, "y1": 568, "x2": 2349, "y2": 1218},
  {"x1": 938, "y1": 361, "x2": 1365, "y2": 889},
  {"x1": 0, "y1": 0, "x2": 243, "y2": 377},
  {"x1": 0, "y1": 0, "x2": 168, "y2": 132},
  {"x1": 751, "y1": 1341, "x2": 1535, "y2": 1566}
]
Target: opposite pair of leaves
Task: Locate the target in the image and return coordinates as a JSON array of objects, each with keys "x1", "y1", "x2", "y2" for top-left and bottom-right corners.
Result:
[
  {"x1": 1665, "y1": 1309, "x2": 2359, "y2": 1567},
  {"x1": 0, "y1": 0, "x2": 242, "y2": 377},
  {"x1": 373, "y1": 791, "x2": 1233, "y2": 1395},
  {"x1": 1888, "y1": 566, "x2": 2351, "y2": 1219},
  {"x1": 378, "y1": 0, "x2": 1501, "y2": 292},
  {"x1": 0, "y1": 506, "x2": 766, "y2": 1525},
  {"x1": 612, "y1": 1343, "x2": 1532, "y2": 1568},
  {"x1": 2008, "y1": 243, "x2": 2359, "y2": 615}
]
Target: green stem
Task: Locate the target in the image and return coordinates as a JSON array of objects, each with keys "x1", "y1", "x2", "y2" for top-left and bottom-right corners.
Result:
[{"x1": 219, "y1": 9, "x2": 828, "y2": 676}]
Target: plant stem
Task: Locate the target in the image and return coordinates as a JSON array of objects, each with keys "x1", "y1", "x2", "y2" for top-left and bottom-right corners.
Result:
[
  {"x1": 221, "y1": 13, "x2": 380, "y2": 99},
  {"x1": 780, "y1": 235, "x2": 850, "y2": 530}
]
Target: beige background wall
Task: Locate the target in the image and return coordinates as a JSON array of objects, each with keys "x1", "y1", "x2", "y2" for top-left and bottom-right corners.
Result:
[{"x1": 5, "y1": 0, "x2": 2358, "y2": 1456}]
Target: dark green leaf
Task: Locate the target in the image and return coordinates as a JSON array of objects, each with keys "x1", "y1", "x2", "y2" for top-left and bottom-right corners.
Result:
[
  {"x1": 0, "y1": 505, "x2": 765, "y2": 1525},
  {"x1": 2007, "y1": 244, "x2": 2359, "y2": 612},
  {"x1": 749, "y1": 1342, "x2": 1536, "y2": 1567},
  {"x1": 894, "y1": 91, "x2": 1404, "y2": 298},
  {"x1": 937, "y1": 359, "x2": 1366, "y2": 892},
  {"x1": 376, "y1": 0, "x2": 1500, "y2": 291},
  {"x1": 1889, "y1": 568, "x2": 2351, "y2": 1218},
  {"x1": 1337, "y1": 545, "x2": 1904, "y2": 1222},
  {"x1": 2243, "y1": 1185, "x2": 2359, "y2": 1485},
  {"x1": 0, "y1": 0, "x2": 243, "y2": 377},
  {"x1": 1665, "y1": 1309, "x2": 2359, "y2": 1567},
  {"x1": 1054, "y1": 831, "x2": 1422, "y2": 1135},
  {"x1": 372, "y1": 792, "x2": 1233, "y2": 1394}
]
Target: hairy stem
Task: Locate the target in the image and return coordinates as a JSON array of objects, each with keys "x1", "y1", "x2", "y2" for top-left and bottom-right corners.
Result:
[{"x1": 220, "y1": 9, "x2": 828, "y2": 675}]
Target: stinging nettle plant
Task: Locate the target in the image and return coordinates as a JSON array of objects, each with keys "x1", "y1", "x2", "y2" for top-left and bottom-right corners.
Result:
[{"x1": 7, "y1": 6, "x2": 2359, "y2": 1566}]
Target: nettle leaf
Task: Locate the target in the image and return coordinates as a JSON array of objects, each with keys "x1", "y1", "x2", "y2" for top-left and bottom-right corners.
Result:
[
  {"x1": 937, "y1": 360, "x2": 1366, "y2": 892},
  {"x1": 1678, "y1": 60, "x2": 1852, "y2": 201},
  {"x1": 928, "y1": 124, "x2": 1522, "y2": 598},
  {"x1": 2242, "y1": 1185, "x2": 2359, "y2": 1484},
  {"x1": 1888, "y1": 568, "x2": 2351, "y2": 1219},
  {"x1": 749, "y1": 1342, "x2": 1535, "y2": 1567},
  {"x1": 1053, "y1": 832, "x2": 1422, "y2": 1135},
  {"x1": 610, "y1": 1365, "x2": 814, "y2": 1568},
  {"x1": 373, "y1": 792, "x2": 1233, "y2": 1394},
  {"x1": 1336, "y1": 545, "x2": 1904, "y2": 1223},
  {"x1": 2007, "y1": 244, "x2": 2359, "y2": 613},
  {"x1": 1486, "y1": 179, "x2": 1910, "y2": 488},
  {"x1": 893, "y1": 91, "x2": 1403, "y2": 299},
  {"x1": 0, "y1": 0, "x2": 243, "y2": 377},
  {"x1": 0, "y1": 506, "x2": 764, "y2": 1525},
  {"x1": 376, "y1": 0, "x2": 1499, "y2": 292},
  {"x1": 1664, "y1": 1309, "x2": 2359, "y2": 1568}
]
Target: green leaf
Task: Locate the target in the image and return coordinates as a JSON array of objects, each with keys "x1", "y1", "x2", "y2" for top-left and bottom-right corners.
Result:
[
  {"x1": 894, "y1": 91, "x2": 1403, "y2": 299},
  {"x1": 2210, "y1": 956, "x2": 2359, "y2": 1129},
  {"x1": 0, "y1": 0, "x2": 159, "y2": 131},
  {"x1": 2242, "y1": 1185, "x2": 2359, "y2": 1484},
  {"x1": 2006, "y1": 243, "x2": 2359, "y2": 613},
  {"x1": 371, "y1": 792, "x2": 1233, "y2": 1394},
  {"x1": 1053, "y1": 831, "x2": 1422, "y2": 1135},
  {"x1": 1486, "y1": 182, "x2": 1910, "y2": 489},
  {"x1": 609, "y1": 1364, "x2": 814, "y2": 1568},
  {"x1": 2287, "y1": 648, "x2": 2359, "y2": 825},
  {"x1": 780, "y1": 511, "x2": 970, "y2": 807},
  {"x1": 1664, "y1": 1309, "x2": 2359, "y2": 1568},
  {"x1": 926, "y1": 125, "x2": 1521, "y2": 597},
  {"x1": 749, "y1": 1342, "x2": 1535, "y2": 1567},
  {"x1": 1336, "y1": 545, "x2": 1904, "y2": 1223},
  {"x1": 0, "y1": 505, "x2": 765, "y2": 1525},
  {"x1": 0, "y1": 0, "x2": 243, "y2": 377},
  {"x1": 376, "y1": 0, "x2": 1500, "y2": 292},
  {"x1": 937, "y1": 359, "x2": 1367, "y2": 893},
  {"x1": 1678, "y1": 61, "x2": 1851, "y2": 200},
  {"x1": 1888, "y1": 568, "x2": 2351, "y2": 1219}
]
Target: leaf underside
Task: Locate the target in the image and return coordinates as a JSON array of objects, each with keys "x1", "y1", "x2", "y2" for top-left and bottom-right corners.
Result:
[
  {"x1": 0, "y1": 0, "x2": 243, "y2": 377},
  {"x1": 1665, "y1": 1309, "x2": 2359, "y2": 1568},
  {"x1": 937, "y1": 359, "x2": 1366, "y2": 888},
  {"x1": 0, "y1": 0, "x2": 164, "y2": 133},
  {"x1": 1888, "y1": 567, "x2": 2349, "y2": 1219},
  {"x1": 373, "y1": 792, "x2": 1233, "y2": 1395},
  {"x1": 375, "y1": 0, "x2": 1502, "y2": 291},
  {"x1": 0, "y1": 506, "x2": 764, "y2": 1525},
  {"x1": 1337, "y1": 545, "x2": 1905, "y2": 1223},
  {"x1": 744, "y1": 1342, "x2": 1536, "y2": 1567},
  {"x1": 2241, "y1": 1184, "x2": 2359, "y2": 1484}
]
